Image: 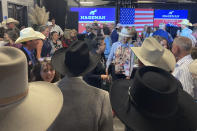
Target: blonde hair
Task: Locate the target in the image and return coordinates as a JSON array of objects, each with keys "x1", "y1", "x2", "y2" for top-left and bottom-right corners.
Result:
[{"x1": 64, "y1": 29, "x2": 71, "y2": 39}]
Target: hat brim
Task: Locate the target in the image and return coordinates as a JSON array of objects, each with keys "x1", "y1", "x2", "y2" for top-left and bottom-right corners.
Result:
[
  {"x1": 0, "y1": 81, "x2": 63, "y2": 131},
  {"x1": 7, "y1": 20, "x2": 19, "y2": 25},
  {"x1": 110, "y1": 79, "x2": 197, "y2": 131},
  {"x1": 131, "y1": 47, "x2": 176, "y2": 72},
  {"x1": 178, "y1": 22, "x2": 192, "y2": 26},
  {"x1": 51, "y1": 48, "x2": 100, "y2": 76},
  {"x1": 118, "y1": 32, "x2": 132, "y2": 37},
  {"x1": 15, "y1": 32, "x2": 45, "y2": 43}
]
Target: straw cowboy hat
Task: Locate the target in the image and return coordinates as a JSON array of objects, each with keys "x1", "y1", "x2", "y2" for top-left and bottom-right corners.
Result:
[
  {"x1": 178, "y1": 19, "x2": 192, "y2": 26},
  {"x1": 189, "y1": 59, "x2": 197, "y2": 79},
  {"x1": 110, "y1": 66, "x2": 197, "y2": 131},
  {"x1": 52, "y1": 40, "x2": 100, "y2": 76},
  {"x1": 5, "y1": 18, "x2": 19, "y2": 24},
  {"x1": 131, "y1": 37, "x2": 176, "y2": 72},
  {"x1": 119, "y1": 27, "x2": 133, "y2": 37},
  {"x1": 0, "y1": 47, "x2": 63, "y2": 131},
  {"x1": 15, "y1": 27, "x2": 45, "y2": 43}
]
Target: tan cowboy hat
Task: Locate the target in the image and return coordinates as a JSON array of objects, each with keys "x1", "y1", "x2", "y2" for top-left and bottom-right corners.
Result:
[
  {"x1": 15, "y1": 27, "x2": 45, "y2": 43},
  {"x1": 189, "y1": 59, "x2": 197, "y2": 79},
  {"x1": 5, "y1": 18, "x2": 19, "y2": 24},
  {"x1": 178, "y1": 19, "x2": 192, "y2": 26},
  {"x1": 0, "y1": 47, "x2": 63, "y2": 131},
  {"x1": 131, "y1": 37, "x2": 176, "y2": 72},
  {"x1": 119, "y1": 27, "x2": 133, "y2": 37}
]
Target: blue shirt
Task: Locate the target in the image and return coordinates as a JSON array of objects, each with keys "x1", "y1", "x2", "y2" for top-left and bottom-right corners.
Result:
[
  {"x1": 23, "y1": 47, "x2": 36, "y2": 65},
  {"x1": 104, "y1": 36, "x2": 112, "y2": 59}
]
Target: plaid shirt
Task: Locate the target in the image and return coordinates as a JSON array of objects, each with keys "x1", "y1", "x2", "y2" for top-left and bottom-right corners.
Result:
[{"x1": 172, "y1": 55, "x2": 195, "y2": 97}]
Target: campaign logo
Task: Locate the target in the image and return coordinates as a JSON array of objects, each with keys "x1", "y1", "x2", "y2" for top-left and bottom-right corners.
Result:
[
  {"x1": 168, "y1": 11, "x2": 174, "y2": 15},
  {"x1": 89, "y1": 9, "x2": 97, "y2": 15}
]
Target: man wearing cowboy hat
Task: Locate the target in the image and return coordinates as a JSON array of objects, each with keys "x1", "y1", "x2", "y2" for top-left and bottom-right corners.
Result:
[
  {"x1": 178, "y1": 19, "x2": 196, "y2": 47},
  {"x1": 172, "y1": 36, "x2": 195, "y2": 98},
  {"x1": 131, "y1": 37, "x2": 176, "y2": 73},
  {"x1": 106, "y1": 27, "x2": 135, "y2": 80},
  {"x1": 5, "y1": 18, "x2": 20, "y2": 36},
  {"x1": 110, "y1": 66, "x2": 197, "y2": 131},
  {"x1": 15, "y1": 27, "x2": 46, "y2": 81},
  {"x1": 50, "y1": 40, "x2": 113, "y2": 131},
  {"x1": 0, "y1": 47, "x2": 63, "y2": 131}
]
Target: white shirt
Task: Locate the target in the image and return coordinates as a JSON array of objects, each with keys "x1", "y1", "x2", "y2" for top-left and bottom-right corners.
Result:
[
  {"x1": 172, "y1": 55, "x2": 194, "y2": 97},
  {"x1": 50, "y1": 24, "x2": 64, "y2": 36}
]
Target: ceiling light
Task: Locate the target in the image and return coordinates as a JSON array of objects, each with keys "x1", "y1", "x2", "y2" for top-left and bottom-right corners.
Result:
[{"x1": 80, "y1": 1, "x2": 94, "y2": 4}]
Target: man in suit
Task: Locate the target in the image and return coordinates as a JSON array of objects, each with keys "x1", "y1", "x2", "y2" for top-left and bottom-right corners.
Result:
[
  {"x1": 15, "y1": 27, "x2": 45, "y2": 81},
  {"x1": 50, "y1": 40, "x2": 113, "y2": 131},
  {"x1": 110, "y1": 23, "x2": 120, "y2": 44}
]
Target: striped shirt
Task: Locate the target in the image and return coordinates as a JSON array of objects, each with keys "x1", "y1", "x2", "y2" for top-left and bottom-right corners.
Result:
[{"x1": 172, "y1": 55, "x2": 194, "y2": 97}]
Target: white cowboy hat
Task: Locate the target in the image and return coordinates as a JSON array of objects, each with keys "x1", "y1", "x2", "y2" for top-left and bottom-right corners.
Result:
[
  {"x1": 118, "y1": 27, "x2": 133, "y2": 37},
  {"x1": 15, "y1": 27, "x2": 45, "y2": 43},
  {"x1": 47, "y1": 21, "x2": 53, "y2": 26},
  {"x1": 131, "y1": 37, "x2": 176, "y2": 72},
  {"x1": 0, "y1": 47, "x2": 63, "y2": 131},
  {"x1": 5, "y1": 18, "x2": 19, "y2": 24},
  {"x1": 189, "y1": 59, "x2": 197, "y2": 79},
  {"x1": 178, "y1": 19, "x2": 192, "y2": 26}
]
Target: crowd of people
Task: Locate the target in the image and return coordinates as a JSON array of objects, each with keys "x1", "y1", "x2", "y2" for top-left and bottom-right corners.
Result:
[{"x1": 0, "y1": 16, "x2": 197, "y2": 131}]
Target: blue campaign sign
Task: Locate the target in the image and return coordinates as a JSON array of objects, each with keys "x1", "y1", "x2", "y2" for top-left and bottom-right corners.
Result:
[
  {"x1": 70, "y1": 7, "x2": 116, "y2": 22},
  {"x1": 154, "y1": 10, "x2": 188, "y2": 19}
]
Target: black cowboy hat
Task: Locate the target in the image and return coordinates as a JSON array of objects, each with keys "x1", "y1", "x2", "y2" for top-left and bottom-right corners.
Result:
[
  {"x1": 110, "y1": 66, "x2": 197, "y2": 131},
  {"x1": 52, "y1": 40, "x2": 100, "y2": 77}
]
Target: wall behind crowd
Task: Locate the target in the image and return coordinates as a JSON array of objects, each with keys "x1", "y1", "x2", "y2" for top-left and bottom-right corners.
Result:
[{"x1": 42, "y1": 0, "x2": 68, "y2": 29}]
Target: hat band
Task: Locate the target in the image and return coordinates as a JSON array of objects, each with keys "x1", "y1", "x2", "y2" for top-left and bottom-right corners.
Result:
[
  {"x1": 128, "y1": 86, "x2": 177, "y2": 119},
  {"x1": 0, "y1": 88, "x2": 28, "y2": 106}
]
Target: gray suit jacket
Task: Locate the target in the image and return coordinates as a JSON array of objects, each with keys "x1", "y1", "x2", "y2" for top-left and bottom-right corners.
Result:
[{"x1": 49, "y1": 76, "x2": 113, "y2": 131}]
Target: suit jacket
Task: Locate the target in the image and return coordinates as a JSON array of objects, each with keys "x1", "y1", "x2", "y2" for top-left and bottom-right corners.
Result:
[
  {"x1": 20, "y1": 47, "x2": 37, "y2": 81},
  {"x1": 111, "y1": 29, "x2": 119, "y2": 44},
  {"x1": 49, "y1": 76, "x2": 113, "y2": 131}
]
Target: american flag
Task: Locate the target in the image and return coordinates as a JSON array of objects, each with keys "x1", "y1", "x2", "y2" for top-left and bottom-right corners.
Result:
[{"x1": 120, "y1": 8, "x2": 154, "y2": 34}]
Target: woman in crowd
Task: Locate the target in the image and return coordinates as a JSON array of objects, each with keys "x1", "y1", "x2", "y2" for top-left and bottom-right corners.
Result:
[
  {"x1": 30, "y1": 58, "x2": 60, "y2": 83},
  {"x1": 4, "y1": 29, "x2": 21, "y2": 48},
  {"x1": 83, "y1": 35, "x2": 110, "y2": 91},
  {"x1": 37, "y1": 25, "x2": 51, "y2": 59},
  {"x1": 103, "y1": 26, "x2": 112, "y2": 60},
  {"x1": 50, "y1": 31, "x2": 62, "y2": 56},
  {"x1": 153, "y1": 35, "x2": 170, "y2": 49}
]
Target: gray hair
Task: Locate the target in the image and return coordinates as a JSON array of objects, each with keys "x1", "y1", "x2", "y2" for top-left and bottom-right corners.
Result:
[
  {"x1": 37, "y1": 25, "x2": 49, "y2": 32},
  {"x1": 174, "y1": 36, "x2": 192, "y2": 52}
]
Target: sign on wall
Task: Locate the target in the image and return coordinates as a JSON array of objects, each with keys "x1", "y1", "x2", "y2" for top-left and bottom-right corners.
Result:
[
  {"x1": 154, "y1": 9, "x2": 188, "y2": 27},
  {"x1": 70, "y1": 7, "x2": 116, "y2": 33}
]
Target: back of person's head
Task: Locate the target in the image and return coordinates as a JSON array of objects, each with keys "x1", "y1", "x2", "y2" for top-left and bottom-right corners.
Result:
[
  {"x1": 92, "y1": 35, "x2": 105, "y2": 50},
  {"x1": 191, "y1": 47, "x2": 197, "y2": 59},
  {"x1": 147, "y1": 26, "x2": 153, "y2": 34},
  {"x1": 174, "y1": 36, "x2": 192, "y2": 52},
  {"x1": 103, "y1": 26, "x2": 110, "y2": 35},
  {"x1": 5, "y1": 29, "x2": 19, "y2": 42}
]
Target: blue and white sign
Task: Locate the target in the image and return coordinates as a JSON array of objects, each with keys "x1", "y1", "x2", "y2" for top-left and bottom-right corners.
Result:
[
  {"x1": 70, "y1": 7, "x2": 116, "y2": 22},
  {"x1": 154, "y1": 10, "x2": 188, "y2": 19}
]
